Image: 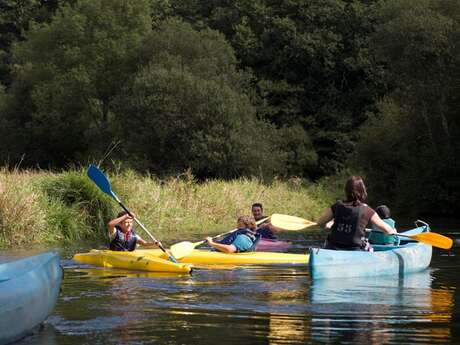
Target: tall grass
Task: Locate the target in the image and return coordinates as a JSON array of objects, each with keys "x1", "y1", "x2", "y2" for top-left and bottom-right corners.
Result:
[
  {"x1": 0, "y1": 167, "x2": 342, "y2": 249},
  {"x1": 37, "y1": 169, "x2": 115, "y2": 243},
  {"x1": 0, "y1": 168, "x2": 47, "y2": 247}
]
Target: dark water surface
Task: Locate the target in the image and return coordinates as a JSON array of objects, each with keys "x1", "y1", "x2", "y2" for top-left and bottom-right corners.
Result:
[{"x1": 6, "y1": 227, "x2": 460, "y2": 345}]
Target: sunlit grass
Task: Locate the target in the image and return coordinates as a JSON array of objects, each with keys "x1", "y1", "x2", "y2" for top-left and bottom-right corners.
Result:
[
  {"x1": 0, "y1": 168, "x2": 48, "y2": 247},
  {"x1": 0, "y1": 167, "x2": 341, "y2": 248}
]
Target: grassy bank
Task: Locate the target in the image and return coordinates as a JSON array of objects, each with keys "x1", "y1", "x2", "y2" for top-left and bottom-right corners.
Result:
[{"x1": 0, "y1": 167, "x2": 343, "y2": 249}]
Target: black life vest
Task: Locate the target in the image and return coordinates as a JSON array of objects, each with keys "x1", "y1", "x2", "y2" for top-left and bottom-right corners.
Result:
[
  {"x1": 327, "y1": 201, "x2": 366, "y2": 249},
  {"x1": 256, "y1": 227, "x2": 277, "y2": 239},
  {"x1": 255, "y1": 216, "x2": 277, "y2": 239},
  {"x1": 109, "y1": 227, "x2": 138, "y2": 251}
]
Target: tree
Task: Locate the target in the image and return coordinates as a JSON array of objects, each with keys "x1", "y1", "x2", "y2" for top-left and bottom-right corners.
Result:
[
  {"x1": 1, "y1": 0, "x2": 152, "y2": 166},
  {"x1": 0, "y1": 0, "x2": 69, "y2": 86},
  {"x1": 115, "y1": 19, "x2": 286, "y2": 179},
  {"x1": 354, "y1": 0, "x2": 460, "y2": 215},
  {"x1": 164, "y1": 0, "x2": 384, "y2": 178}
]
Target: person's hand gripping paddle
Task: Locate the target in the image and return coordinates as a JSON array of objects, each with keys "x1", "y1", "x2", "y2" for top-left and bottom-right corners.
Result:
[{"x1": 87, "y1": 164, "x2": 178, "y2": 263}]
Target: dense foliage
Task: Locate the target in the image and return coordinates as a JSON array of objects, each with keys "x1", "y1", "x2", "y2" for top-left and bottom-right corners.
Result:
[
  {"x1": 0, "y1": 0, "x2": 458, "y2": 216},
  {"x1": 0, "y1": 168, "x2": 333, "y2": 248},
  {"x1": 354, "y1": 0, "x2": 460, "y2": 215}
]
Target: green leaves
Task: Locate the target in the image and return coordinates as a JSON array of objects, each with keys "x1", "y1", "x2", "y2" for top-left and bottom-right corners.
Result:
[
  {"x1": 354, "y1": 0, "x2": 460, "y2": 215},
  {"x1": 115, "y1": 19, "x2": 284, "y2": 179},
  {"x1": 0, "y1": 0, "x2": 458, "y2": 218},
  {"x1": 2, "y1": 0, "x2": 152, "y2": 166}
]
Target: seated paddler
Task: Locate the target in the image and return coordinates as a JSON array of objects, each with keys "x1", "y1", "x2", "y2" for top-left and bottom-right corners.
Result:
[
  {"x1": 206, "y1": 215, "x2": 261, "y2": 253},
  {"x1": 368, "y1": 205, "x2": 399, "y2": 245},
  {"x1": 316, "y1": 176, "x2": 397, "y2": 251},
  {"x1": 108, "y1": 211, "x2": 162, "y2": 251},
  {"x1": 251, "y1": 202, "x2": 279, "y2": 239}
]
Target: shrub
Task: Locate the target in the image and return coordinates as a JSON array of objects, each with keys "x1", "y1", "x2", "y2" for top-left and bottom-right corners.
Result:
[{"x1": 37, "y1": 168, "x2": 115, "y2": 243}]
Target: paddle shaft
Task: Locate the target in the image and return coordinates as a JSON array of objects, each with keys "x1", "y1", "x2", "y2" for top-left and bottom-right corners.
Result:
[
  {"x1": 189, "y1": 216, "x2": 270, "y2": 248},
  {"x1": 398, "y1": 232, "x2": 452, "y2": 249},
  {"x1": 206, "y1": 217, "x2": 269, "y2": 244},
  {"x1": 114, "y1": 197, "x2": 178, "y2": 262},
  {"x1": 113, "y1": 197, "x2": 177, "y2": 262},
  {"x1": 271, "y1": 213, "x2": 452, "y2": 249},
  {"x1": 87, "y1": 165, "x2": 178, "y2": 262},
  {"x1": 115, "y1": 199, "x2": 170, "y2": 254},
  {"x1": 270, "y1": 213, "x2": 317, "y2": 231}
]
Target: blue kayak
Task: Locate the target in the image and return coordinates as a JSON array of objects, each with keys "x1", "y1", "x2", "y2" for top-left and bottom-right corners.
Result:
[
  {"x1": 0, "y1": 252, "x2": 63, "y2": 345},
  {"x1": 309, "y1": 221, "x2": 432, "y2": 280}
]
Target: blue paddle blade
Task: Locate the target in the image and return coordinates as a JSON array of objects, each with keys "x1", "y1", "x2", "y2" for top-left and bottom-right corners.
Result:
[{"x1": 87, "y1": 164, "x2": 117, "y2": 200}]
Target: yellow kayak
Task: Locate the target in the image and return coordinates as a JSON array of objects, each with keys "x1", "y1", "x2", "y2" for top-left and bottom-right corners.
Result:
[
  {"x1": 73, "y1": 250, "x2": 192, "y2": 274},
  {"x1": 141, "y1": 249, "x2": 309, "y2": 265}
]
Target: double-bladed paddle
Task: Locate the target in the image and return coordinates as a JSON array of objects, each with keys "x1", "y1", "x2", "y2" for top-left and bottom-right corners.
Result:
[
  {"x1": 170, "y1": 217, "x2": 270, "y2": 259},
  {"x1": 87, "y1": 164, "x2": 179, "y2": 263},
  {"x1": 270, "y1": 213, "x2": 318, "y2": 231},
  {"x1": 398, "y1": 232, "x2": 453, "y2": 249},
  {"x1": 271, "y1": 213, "x2": 453, "y2": 249},
  {"x1": 170, "y1": 213, "x2": 319, "y2": 259}
]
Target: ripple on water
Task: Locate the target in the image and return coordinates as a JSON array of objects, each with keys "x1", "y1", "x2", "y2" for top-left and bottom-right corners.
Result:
[{"x1": 11, "y1": 240, "x2": 459, "y2": 345}]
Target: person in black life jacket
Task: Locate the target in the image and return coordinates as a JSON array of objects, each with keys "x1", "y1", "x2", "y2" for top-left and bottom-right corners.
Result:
[
  {"x1": 108, "y1": 211, "x2": 162, "y2": 251},
  {"x1": 316, "y1": 176, "x2": 397, "y2": 251},
  {"x1": 206, "y1": 215, "x2": 260, "y2": 253},
  {"x1": 251, "y1": 203, "x2": 278, "y2": 239}
]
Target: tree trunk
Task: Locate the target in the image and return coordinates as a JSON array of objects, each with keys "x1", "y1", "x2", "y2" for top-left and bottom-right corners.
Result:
[
  {"x1": 419, "y1": 99, "x2": 438, "y2": 155},
  {"x1": 102, "y1": 98, "x2": 110, "y2": 125}
]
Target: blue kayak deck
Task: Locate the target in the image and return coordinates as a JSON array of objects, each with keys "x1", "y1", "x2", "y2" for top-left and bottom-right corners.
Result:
[{"x1": 309, "y1": 224, "x2": 433, "y2": 280}]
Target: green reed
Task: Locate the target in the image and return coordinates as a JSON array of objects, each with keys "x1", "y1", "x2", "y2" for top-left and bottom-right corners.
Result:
[{"x1": 0, "y1": 167, "x2": 342, "y2": 248}]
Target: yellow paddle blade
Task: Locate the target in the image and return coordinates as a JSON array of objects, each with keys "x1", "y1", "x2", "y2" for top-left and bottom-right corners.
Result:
[
  {"x1": 170, "y1": 216, "x2": 273, "y2": 259},
  {"x1": 270, "y1": 214, "x2": 317, "y2": 231},
  {"x1": 170, "y1": 216, "x2": 270, "y2": 259},
  {"x1": 402, "y1": 232, "x2": 453, "y2": 250},
  {"x1": 170, "y1": 240, "x2": 204, "y2": 260}
]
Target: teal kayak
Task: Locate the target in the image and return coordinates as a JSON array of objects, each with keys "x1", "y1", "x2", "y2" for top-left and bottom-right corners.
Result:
[
  {"x1": 309, "y1": 222, "x2": 433, "y2": 279},
  {"x1": 0, "y1": 252, "x2": 63, "y2": 345}
]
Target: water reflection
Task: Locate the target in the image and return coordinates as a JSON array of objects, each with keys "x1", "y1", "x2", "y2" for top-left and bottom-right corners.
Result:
[
  {"x1": 310, "y1": 270, "x2": 433, "y2": 304},
  {"x1": 51, "y1": 266, "x2": 313, "y2": 344},
  {"x1": 309, "y1": 269, "x2": 454, "y2": 344},
  {"x1": 13, "y1": 324, "x2": 58, "y2": 345},
  {"x1": 74, "y1": 267, "x2": 192, "y2": 279},
  {"x1": 268, "y1": 314, "x2": 310, "y2": 344},
  {"x1": 6, "y1": 244, "x2": 459, "y2": 345}
]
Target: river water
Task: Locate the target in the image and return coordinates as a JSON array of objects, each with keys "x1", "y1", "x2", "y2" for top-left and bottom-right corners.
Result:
[{"x1": 6, "y1": 226, "x2": 460, "y2": 345}]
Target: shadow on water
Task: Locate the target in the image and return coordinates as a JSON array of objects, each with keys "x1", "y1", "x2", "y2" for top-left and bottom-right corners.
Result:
[{"x1": 4, "y1": 224, "x2": 460, "y2": 345}]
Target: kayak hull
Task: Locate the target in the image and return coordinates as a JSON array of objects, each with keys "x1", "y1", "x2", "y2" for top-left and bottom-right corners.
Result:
[
  {"x1": 255, "y1": 238, "x2": 292, "y2": 252},
  {"x1": 309, "y1": 225, "x2": 433, "y2": 280},
  {"x1": 142, "y1": 249, "x2": 309, "y2": 265},
  {"x1": 0, "y1": 252, "x2": 63, "y2": 345},
  {"x1": 73, "y1": 250, "x2": 192, "y2": 274}
]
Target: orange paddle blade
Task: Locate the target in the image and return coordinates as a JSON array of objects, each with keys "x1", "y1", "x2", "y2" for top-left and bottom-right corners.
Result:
[{"x1": 401, "y1": 232, "x2": 453, "y2": 250}]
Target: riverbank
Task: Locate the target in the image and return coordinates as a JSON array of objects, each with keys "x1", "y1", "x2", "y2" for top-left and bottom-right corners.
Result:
[{"x1": 0, "y1": 167, "x2": 343, "y2": 248}]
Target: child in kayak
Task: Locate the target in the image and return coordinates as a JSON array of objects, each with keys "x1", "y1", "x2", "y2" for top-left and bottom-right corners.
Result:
[
  {"x1": 368, "y1": 205, "x2": 399, "y2": 245},
  {"x1": 108, "y1": 211, "x2": 162, "y2": 251},
  {"x1": 206, "y1": 215, "x2": 260, "y2": 253}
]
